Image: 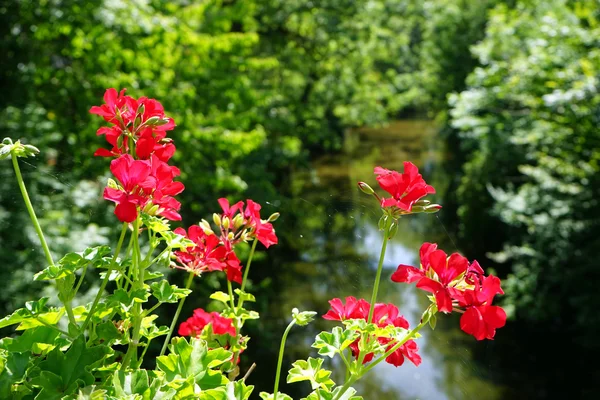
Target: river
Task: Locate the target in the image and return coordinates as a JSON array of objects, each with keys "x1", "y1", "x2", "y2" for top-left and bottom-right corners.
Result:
[{"x1": 244, "y1": 120, "x2": 508, "y2": 399}]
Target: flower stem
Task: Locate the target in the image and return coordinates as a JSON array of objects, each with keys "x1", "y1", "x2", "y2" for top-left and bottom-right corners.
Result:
[
  {"x1": 159, "y1": 271, "x2": 195, "y2": 357},
  {"x1": 227, "y1": 280, "x2": 236, "y2": 311},
  {"x1": 121, "y1": 218, "x2": 142, "y2": 371},
  {"x1": 332, "y1": 376, "x2": 358, "y2": 400},
  {"x1": 367, "y1": 217, "x2": 392, "y2": 323},
  {"x1": 82, "y1": 223, "x2": 128, "y2": 333},
  {"x1": 273, "y1": 319, "x2": 296, "y2": 400},
  {"x1": 11, "y1": 155, "x2": 54, "y2": 267},
  {"x1": 240, "y1": 239, "x2": 258, "y2": 294}
]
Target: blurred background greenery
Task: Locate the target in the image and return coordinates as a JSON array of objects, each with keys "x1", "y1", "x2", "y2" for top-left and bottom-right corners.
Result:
[{"x1": 1, "y1": 0, "x2": 599, "y2": 398}]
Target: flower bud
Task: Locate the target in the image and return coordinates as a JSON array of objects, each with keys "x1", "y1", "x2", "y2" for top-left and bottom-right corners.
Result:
[
  {"x1": 227, "y1": 232, "x2": 234, "y2": 241},
  {"x1": 145, "y1": 116, "x2": 161, "y2": 125},
  {"x1": 199, "y1": 219, "x2": 214, "y2": 235},
  {"x1": 222, "y1": 216, "x2": 230, "y2": 230},
  {"x1": 267, "y1": 212, "x2": 280, "y2": 222},
  {"x1": 231, "y1": 213, "x2": 243, "y2": 230},
  {"x1": 0, "y1": 138, "x2": 40, "y2": 160},
  {"x1": 424, "y1": 204, "x2": 442, "y2": 213},
  {"x1": 357, "y1": 182, "x2": 375, "y2": 195},
  {"x1": 213, "y1": 213, "x2": 221, "y2": 227},
  {"x1": 413, "y1": 199, "x2": 431, "y2": 207}
]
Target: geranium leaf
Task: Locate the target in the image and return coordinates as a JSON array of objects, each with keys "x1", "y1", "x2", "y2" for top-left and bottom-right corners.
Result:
[
  {"x1": 287, "y1": 357, "x2": 335, "y2": 391},
  {"x1": 312, "y1": 327, "x2": 359, "y2": 358},
  {"x1": 151, "y1": 280, "x2": 191, "y2": 303}
]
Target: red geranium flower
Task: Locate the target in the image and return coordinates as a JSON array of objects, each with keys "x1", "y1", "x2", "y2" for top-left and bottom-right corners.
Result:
[
  {"x1": 374, "y1": 162, "x2": 436, "y2": 212},
  {"x1": 323, "y1": 298, "x2": 421, "y2": 367},
  {"x1": 178, "y1": 308, "x2": 236, "y2": 337},
  {"x1": 244, "y1": 199, "x2": 278, "y2": 248},
  {"x1": 103, "y1": 155, "x2": 154, "y2": 222},
  {"x1": 392, "y1": 244, "x2": 468, "y2": 313},
  {"x1": 451, "y1": 275, "x2": 506, "y2": 340}
]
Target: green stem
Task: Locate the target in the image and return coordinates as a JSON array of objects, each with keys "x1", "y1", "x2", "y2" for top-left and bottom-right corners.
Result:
[
  {"x1": 332, "y1": 376, "x2": 358, "y2": 400},
  {"x1": 367, "y1": 217, "x2": 392, "y2": 324},
  {"x1": 11, "y1": 155, "x2": 54, "y2": 266},
  {"x1": 159, "y1": 271, "x2": 195, "y2": 357},
  {"x1": 240, "y1": 239, "x2": 258, "y2": 294},
  {"x1": 82, "y1": 223, "x2": 128, "y2": 333},
  {"x1": 227, "y1": 280, "x2": 236, "y2": 311},
  {"x1": 142, "y1": 302, "x2": 162, "y2": 318},
  {"x1": 121, "y1": 218, "x2": 143, "y2": 371},
  {"x1": 273, "y1": 320, "x2": 296, "y2": 400},
  {"x1": 138, "y1": 338, "x2": 152, "y2": 368}
]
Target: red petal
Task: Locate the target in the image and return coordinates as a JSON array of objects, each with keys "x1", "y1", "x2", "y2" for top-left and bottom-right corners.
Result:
[
  {"x1": 114, "y1": 201, "x2": 138, "y2": 223},
  {"x1": 391, "y1": 265, "x2": 424, "y2": 283}
]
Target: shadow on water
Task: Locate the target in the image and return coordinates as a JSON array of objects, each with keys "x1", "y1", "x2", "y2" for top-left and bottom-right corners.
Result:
[{"x1": 244, "y1": 121, "x2": 507, "y2": 399}]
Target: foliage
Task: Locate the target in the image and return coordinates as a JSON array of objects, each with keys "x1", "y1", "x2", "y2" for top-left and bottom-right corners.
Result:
[{"x1": 449, "y1": 0, "x2": 600, "y2": 349}]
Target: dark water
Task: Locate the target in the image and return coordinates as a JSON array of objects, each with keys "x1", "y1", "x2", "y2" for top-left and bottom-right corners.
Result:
[{"x1": 245, "y1": 121, "x2": 507, "y2": 399}]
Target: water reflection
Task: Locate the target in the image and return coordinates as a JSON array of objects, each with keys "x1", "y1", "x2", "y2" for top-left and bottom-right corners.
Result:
[{"x1": 247, "y1": 121, "x2": 506, "y2": 399}]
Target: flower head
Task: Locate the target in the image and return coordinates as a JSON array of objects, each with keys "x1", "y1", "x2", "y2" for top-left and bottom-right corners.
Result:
[
  {"x1": 374, "y1": 162, "x2": 436, "y2": 212},
  {"x1": 392, "y1": 243, "x2": 507, "y2": 340},
  {"x1": 178, "y1": 308, "x2": 236, "y2": 337}
]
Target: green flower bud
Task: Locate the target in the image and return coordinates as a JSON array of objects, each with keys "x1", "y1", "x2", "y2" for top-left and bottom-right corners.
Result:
[
  {"x1": 357, "y1": 181, "x2": 375, "y2": 195},
  {"x1": 213, "y1": 213, "x2": 221, "y2": 227},
  {"x1": 267, "y1": 212, "x2": 280, "y2": 222}
]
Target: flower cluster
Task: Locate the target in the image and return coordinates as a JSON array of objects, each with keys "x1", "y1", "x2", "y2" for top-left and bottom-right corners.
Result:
[
  {"x1": 374, "y1": 162, "x2": 436, "y2": 212},
  {"x1": 391, "y1": 243, "x2": 506, "y2": 340},
  {"x1": 323, "y1": 297, "x2": 422, "y2": 367},
  {"x1": 179, "y1": 308, "x2": 236, "y2": 337},
  {"x1": 90, "y1": 88, "x2": 183, "y2": 222},
  {"x1": 173, "y1": 198, "x2": 278, "y2": 283}
]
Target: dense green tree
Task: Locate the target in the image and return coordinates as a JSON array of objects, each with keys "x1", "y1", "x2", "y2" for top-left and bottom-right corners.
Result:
[{"x1": 449, "y1": 0, "x2": 600, "y2": 351}]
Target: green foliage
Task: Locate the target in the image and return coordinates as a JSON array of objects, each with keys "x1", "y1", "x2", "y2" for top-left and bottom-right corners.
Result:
[
  {"x1": 449, "y1": 0, "x2": 600, "y2": 347},
  {"x1": 287, "y1": 357, "x2": 335, "y2": 391},
  {"x1": 312, "y1": 327, "x2": 358, "y2": 358}
]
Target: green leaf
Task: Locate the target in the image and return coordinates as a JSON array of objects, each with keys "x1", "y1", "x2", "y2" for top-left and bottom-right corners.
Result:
[
  {"x1": 93, "y1": 322, "x2": 124, "y2": 345},
  {"x1": 259, "y1": 392, "x2": 293, "y2": 400},
  {"x1": 141, "y1": 214, "x2": 171, "y2": 233},
  {"x1": 0, "y1": 326, "x2": 60, "y2": 353},
  {"x1": 304, "y1": 387, "x2": 363, "y2": 400},
  {"x1": 141, "y1": 323, "x2": 170, "y2": 340},
  {"x1": 36, "y1": 336, "x2": 110, "y2": 398},
  {"x1": 210, "y1": 291, "x2": 232, "y2": 305},
  {"x1": 287, "y1": 357, "x2": 335, "y2": 391},
  {"x1": 151, "y1": 280, "x2": 191, "y2": 303},
  {"x1": 292, "y1": 308, "x2": 317, "y2": 326},
  {"x1": 113, "y1": 370, "x2": 155, "y2": 399},
  {"x1": 312, "y1": 327, "x2": 359, "y2": 358},
  {"x1": 234, "y1": 289, "x2": 255, "y2": 303},
  {"x1": 0, "y1": 351, "x2": 30, "y2": 399},
  {"x1": 199, "y1": 381, "x2": 254, "y2": 400},
  {"x1": 34, "y1": 246, "x2": 111, "y2": 281},
  {"x1": 156, "y1": 337, "x2": 230, "y2": 390},
  {"x1": 159, "y1": 231, "x2": 195, "y2": 250}
]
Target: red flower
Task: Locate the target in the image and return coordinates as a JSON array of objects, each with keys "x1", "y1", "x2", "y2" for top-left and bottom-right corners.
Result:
[
  {"x1": 244, "y1": 199, "x2": 278, "y2": 248},
  {"x1": 374, "y1": 162, "x2": 436, "y2": 211},
  {"x1": 178, "y1": 308, "x2": 236, "y2": 337},
  {"x1": 89, "y1": 88, "x2": 135, "y2": 125},
  {"x1": 392, "y1": 244, "x2": 468, "y2": 313},
  {"x1": 323, "y1": 298, "x2": 421, "y2": 367},
  {"x1": 322, "y1": 297, "x2": 370, "y2": 321},
  {"x1": 173, "y1": 225, "x2": 243, "y2": 283},
  {"x1": 451, "y1": 275, "x2": 506, "y2": 340},
  {"x1": 103, "y1": 155, "x2": 153, "y2": 222}
]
